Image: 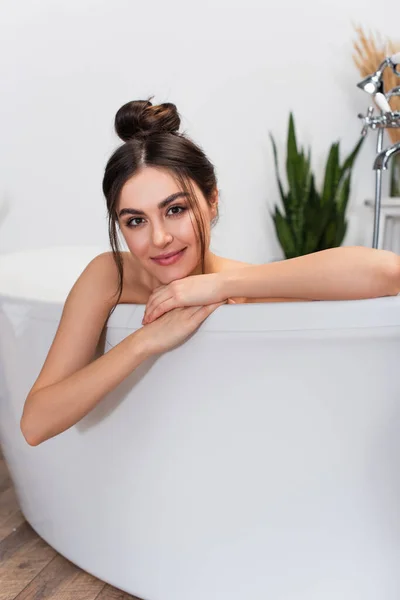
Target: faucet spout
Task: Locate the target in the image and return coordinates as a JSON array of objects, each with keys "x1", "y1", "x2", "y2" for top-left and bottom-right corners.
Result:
[{"x1": 373, "y1": 141, "x2": 400, "y2": 170}]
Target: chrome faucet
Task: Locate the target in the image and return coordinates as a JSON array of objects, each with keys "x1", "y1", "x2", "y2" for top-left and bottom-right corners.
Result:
[
  {"x1": 356, "y1": 52, "x2": 400, "y2": 249},
  {"x1": 374, "y1": 142, "x2": 400, "y2": 170},
  {"x1": 357, "y1": 53, "x2": 400, "y2": 95},
  {"x1": 386, "y1": 85, "x2": 400, "y2": 100}
]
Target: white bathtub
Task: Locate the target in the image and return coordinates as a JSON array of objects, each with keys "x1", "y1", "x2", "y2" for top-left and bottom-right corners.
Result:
[{"x1": 1, "y1": 246, "x2": 400, "y2": 600}]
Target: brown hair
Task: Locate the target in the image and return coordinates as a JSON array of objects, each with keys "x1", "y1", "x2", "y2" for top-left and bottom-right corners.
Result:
[{"x1": 102, "y1": 98, "x2": 220, "y2": 316}]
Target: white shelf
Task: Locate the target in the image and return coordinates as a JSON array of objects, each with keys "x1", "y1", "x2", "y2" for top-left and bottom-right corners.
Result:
[{"x1": 365, "y1": 197, "x2": 400, "y2": 209}]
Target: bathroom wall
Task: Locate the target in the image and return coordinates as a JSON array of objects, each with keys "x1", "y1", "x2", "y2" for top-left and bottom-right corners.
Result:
[{"x1": 0, "y1": 0, "x2": 398, "y2": 262}]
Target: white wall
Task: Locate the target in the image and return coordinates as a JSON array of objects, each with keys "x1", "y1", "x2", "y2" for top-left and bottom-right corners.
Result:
[{"x1": 0, "y1": 0, "x2": 398, "y2": 262}]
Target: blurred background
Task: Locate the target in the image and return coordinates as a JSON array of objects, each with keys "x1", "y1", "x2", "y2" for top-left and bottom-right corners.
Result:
[{"x1": 0, "y1": 0, "x2": 398, "y2": 263}]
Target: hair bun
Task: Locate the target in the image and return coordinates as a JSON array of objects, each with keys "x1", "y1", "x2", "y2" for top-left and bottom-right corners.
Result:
[{"x1": 114, "y1": 98, "x2": 181, "y2": 141}]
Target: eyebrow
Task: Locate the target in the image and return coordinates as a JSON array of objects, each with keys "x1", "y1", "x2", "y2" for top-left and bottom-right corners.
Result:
[{"x1": 118, "y1": 192, "x2": 189, "y2": 218}]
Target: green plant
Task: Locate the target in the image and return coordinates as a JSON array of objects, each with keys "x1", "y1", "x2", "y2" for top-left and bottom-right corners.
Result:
[{"x1": 269, "y1": 113, "x2": 364, "y2": 258}]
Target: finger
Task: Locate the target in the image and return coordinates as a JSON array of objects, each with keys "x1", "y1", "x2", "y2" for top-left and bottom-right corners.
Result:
[
  {"x1": 211, "y1": 301, "x2": 226, "y2": 310},
  {"x1": 143, "y1": 291, "x2": 171, "y2": 323},
  {"x1": 145, "y1": 286, "x2": 164, "y2": 304},
  {"x1": 145, "y1": 297, "x2": 177, "y2": 323},
  {"x1": 144, "y1": 285, "x2": 168, "y2": 308},
  {"x1": 143, "y1": 294, "x2": 163, "y2": 321}
]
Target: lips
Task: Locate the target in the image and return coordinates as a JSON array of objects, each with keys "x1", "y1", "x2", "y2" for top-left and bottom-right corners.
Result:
[
  {"x1": 151, "y1": 247, "x2": 187, "y2": 266},
  {"x1": 152, "y1": 249, "x2": 183, "y2": 260}
]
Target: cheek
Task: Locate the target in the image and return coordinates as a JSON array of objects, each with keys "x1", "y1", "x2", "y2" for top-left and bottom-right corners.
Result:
[
  {"x1": 180, "y1": 211, "x2": 208, "y2": 244},
  {"x1": 179, "y1": 218, "x2": 198, "y2": 242},
  {"x1": 122, "y1": 231, "x2": 149, "y2": 257}
]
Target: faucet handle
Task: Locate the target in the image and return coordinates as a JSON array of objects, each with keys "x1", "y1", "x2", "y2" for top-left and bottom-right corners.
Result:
[
  {"x1": 360, "y1": 120, "x2": 370, "y2": 137},
  {"x1": 375, "y1": 93, "x2": 392, "y2": 113},
  {"x1": 391, "y1": 52, "x2": 400, "y2": 76},
  {"x1": 358, "y1": 106, "x2": 374, "y2": 136},
  {"x1": 391, "y1": 52, "x2": 400, "y2": 65}
]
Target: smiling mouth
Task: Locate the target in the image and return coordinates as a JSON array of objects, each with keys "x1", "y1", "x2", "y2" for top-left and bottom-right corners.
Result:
[
  {"x1": 150, "y1": 247, "x2": 187, "y2": 265},
  {"x1": 152, "y1": 249, "x2": 184, "y2": 259}
]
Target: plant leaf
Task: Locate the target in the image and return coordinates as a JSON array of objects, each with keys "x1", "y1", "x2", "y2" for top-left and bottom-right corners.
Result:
[
  {"x1": 334, "y1": 173, "x2": 352, "y2": 215},
  {"x1": 286, "y1": 113, "x2": 301, "y2": 210},
  {"x1": 335, "y1": 219, "x2": 348, "y2": 246},
  {"x1": 272, "y1": 207, "x2": 298, "y2": 258},
  {"x1": 321, "y1": 142, "x2": 340, "y2": 206},
  {"x1": 269, "y1": 132, "x2": 286, "y2": 205},
  {"x1": 340, "y1": 136, "x2": 364, "y2": 176}
]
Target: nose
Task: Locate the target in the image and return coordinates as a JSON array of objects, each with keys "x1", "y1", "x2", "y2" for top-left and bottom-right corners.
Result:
[{"x1": 151, "y1": 222, "x2": 173, "y2": 248}]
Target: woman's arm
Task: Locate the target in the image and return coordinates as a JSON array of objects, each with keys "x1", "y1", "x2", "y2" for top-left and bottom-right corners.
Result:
[
  {"x1": 20, "y1": 253, "x2": 152, "y2": 446},
  {"x1": 21, "y1": 329, "x2": 151, "y2": 447},
  {"x1": 219, "y1": 246, "x2": 400, "y2": 301}
]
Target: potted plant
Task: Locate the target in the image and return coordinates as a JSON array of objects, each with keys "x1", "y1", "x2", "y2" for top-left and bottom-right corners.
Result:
[{"x1": 269, "y1": 113, "x2": 364, "y2": 259}]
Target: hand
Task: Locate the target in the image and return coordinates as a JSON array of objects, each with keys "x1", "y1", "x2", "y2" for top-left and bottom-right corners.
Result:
[
  {"x1": 142, "y1": 273, "x2": 226, "y2": 324},
  {"x1": 138, "y1": 302, "x2": 226, "y2": 355}
]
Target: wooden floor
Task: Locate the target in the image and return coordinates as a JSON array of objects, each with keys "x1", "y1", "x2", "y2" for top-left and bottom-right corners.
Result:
[{"x1": 0, "y1": 447, "x2": 142, "y2": 600}]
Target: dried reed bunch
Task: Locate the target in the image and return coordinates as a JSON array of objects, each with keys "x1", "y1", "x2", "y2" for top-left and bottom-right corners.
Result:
[{"x1": 353, "y1": 24, "x2": 400, "y2": 144}]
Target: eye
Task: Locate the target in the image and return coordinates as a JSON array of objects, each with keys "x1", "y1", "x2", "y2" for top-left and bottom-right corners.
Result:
[
  {"x1": 126, "y1": 217, "x2": 144, "y2": 228},
  {"x1": 126, "y1": 205, "x2": 187, "y2": 228},
  {"x1": 167, "y1": 205, "x2": 186, "y2": 217}
]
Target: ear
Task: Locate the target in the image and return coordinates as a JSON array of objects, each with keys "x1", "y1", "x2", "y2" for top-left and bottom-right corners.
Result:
[{"x1": 210, "y1": 187, "x2": 219, "y2": 211}]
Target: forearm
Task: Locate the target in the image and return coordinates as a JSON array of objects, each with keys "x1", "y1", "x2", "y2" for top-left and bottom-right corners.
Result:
[
  {"x1": 220, "y1": 246, "x2": 400, "y2": 301},
  {"x1": 21, "y1": 329, "x2": 152, "y2": 446}
]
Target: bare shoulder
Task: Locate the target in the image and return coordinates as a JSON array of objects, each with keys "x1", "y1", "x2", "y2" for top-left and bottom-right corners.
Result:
[{"x1": 25, "y1": 250, "x2": 143, "y2": 400}]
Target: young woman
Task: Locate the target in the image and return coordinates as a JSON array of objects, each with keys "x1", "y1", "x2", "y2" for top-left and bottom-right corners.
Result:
[{"x1": 20, "y1": 99, "x2": 400, "y2": 447}]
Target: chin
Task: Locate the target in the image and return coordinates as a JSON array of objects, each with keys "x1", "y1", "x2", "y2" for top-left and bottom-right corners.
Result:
[
  {"x1": 149, "y1": 254, "x2": 198, "y2": 283},
  {"x1": 155, "y1": 265, "x2": 192, "y2": 283}
]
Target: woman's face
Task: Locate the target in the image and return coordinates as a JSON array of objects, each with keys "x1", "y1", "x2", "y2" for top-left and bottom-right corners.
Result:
[{"x1": 117, "y1": 166, "x2": 218, "y2": 284}]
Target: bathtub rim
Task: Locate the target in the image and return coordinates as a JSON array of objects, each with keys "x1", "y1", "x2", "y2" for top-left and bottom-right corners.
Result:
[
  {"x1": 1, "y1": 245, "x2": 400, "y2": 332},
  {"x1": 1, "y1": 292, "x2": 400, "y2": 333}
]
